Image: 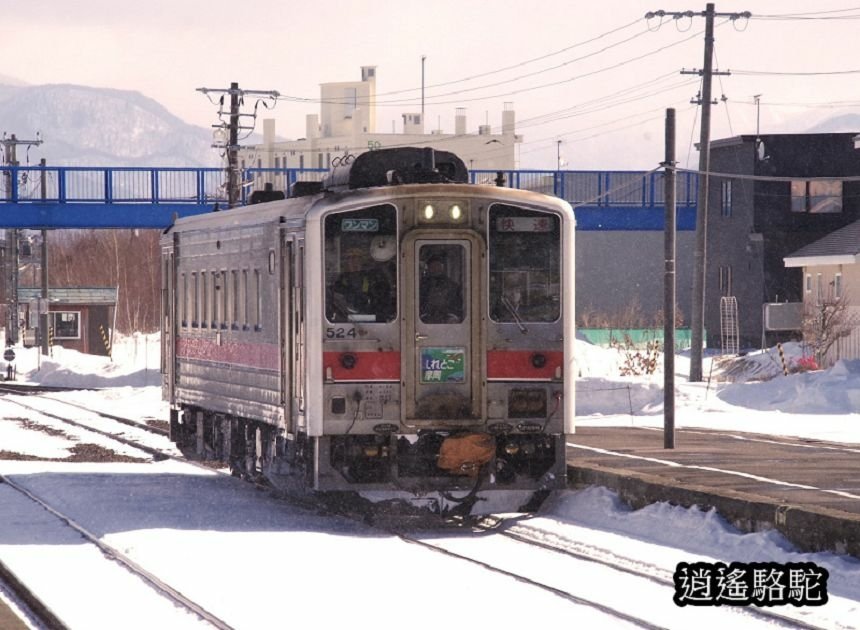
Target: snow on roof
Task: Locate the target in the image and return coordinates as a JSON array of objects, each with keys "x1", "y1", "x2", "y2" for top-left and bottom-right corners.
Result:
[{"x1": 17, "y1": 287, "x2": 118, "y2": 305}]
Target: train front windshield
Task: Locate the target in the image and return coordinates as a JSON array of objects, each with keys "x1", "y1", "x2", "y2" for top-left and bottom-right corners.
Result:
[
  {"x1": 324, "y1": 204, "x2": 398, "y2": 323},
  {"x1": 488, "y1": 204, "x2": 561, "y2": 323}
]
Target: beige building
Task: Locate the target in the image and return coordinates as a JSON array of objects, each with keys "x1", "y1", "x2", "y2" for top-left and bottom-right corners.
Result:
[
  {"x1": 784, "y1": 220, "x2": 860, "y2": 366},
  {"x1": 240, "y1": 66, "x2": 521, "y2": 186}
]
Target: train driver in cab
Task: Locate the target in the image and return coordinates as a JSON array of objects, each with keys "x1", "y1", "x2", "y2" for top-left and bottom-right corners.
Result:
[
  {"x1": 419, "y1": 252, "x2": 463, "y2": 324},
  {"x1": 328, "y1": 245, "x2": 394, "y2": 323}
]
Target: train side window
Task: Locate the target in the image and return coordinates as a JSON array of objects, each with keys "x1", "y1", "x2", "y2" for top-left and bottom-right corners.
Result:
[
  {"x1": 254, "y1": 269, "x2": 262, "y2": 331},
  {"x1": 191, "y1": 272, "x2": 198, "y2": 328},
  {"x1": 211, "y1": 270, "x2": 218, "y2": 330},
  {"x1": 217, "y1": 270, "x2": 227, "y2": 329},
  {"x1": 241, "y1": 270, "x2": 249, "y2": 330},
  {"x1": 200, "y1": 271, "x2": 208, "y2": 328},
  {"x1": 231, "y1": 270, "x2": 240, "y2": 330},
  {"x1": 180, "y1": 272, "x2": 187, "y2": 328},
  {"x1": 488, "y1": 204, "x2": 561, "y2": 323},
  {"x1": 224, "y1": 269, "x2": 232, "y2": 329}
]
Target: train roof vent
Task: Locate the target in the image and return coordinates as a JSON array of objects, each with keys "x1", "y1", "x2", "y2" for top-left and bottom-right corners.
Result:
[
  {"x1": 321, "y1": 147, "x2": 468, "y2": 192},
  {"x1": 290, "y1": 180, "x2": 324, "y2": 198}
]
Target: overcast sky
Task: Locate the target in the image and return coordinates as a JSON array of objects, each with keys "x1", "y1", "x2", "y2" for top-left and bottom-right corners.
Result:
[{"x1": 4, "y1": 1, "x2": 860, "y2": 168}]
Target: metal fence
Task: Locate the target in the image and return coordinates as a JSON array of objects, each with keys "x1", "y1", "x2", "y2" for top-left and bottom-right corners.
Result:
[
  {"x1": 0, "y1": 166, "x2": 226, "y2": 204},
  {"x1": 2, "y1": 165, "x2": 697, "y2": 208}
]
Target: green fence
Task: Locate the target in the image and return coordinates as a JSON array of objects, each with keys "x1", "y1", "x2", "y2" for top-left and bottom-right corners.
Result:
[{"x1": 578, "y1": 328, "x2": 699, "y2": 351}]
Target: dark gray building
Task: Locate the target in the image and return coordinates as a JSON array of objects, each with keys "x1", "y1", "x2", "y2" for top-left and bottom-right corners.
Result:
[{"x1": 706, "y1": 133, "x2": 860, "y2": 349}]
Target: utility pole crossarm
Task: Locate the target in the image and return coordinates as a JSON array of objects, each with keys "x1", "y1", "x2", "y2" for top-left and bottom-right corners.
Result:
[{"x1": 198, "y1": 82, "x2": 280, "y2": 209}]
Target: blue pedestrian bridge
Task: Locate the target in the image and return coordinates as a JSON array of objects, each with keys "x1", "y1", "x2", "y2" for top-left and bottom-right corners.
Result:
[{"x1": 0, "y1": 165, "x2": 697, "y2": 230}]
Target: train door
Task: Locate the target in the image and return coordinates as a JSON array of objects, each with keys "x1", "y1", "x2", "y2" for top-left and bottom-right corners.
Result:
[
  {"x1": 279, "y1": 232, "x2": 293, "y2": 432},
  {"x1": 402, "y1": 233, "x2": 483, "y2": 426},
  {"x1": 161, "y1": 244, "x2": 176, "y2": 404}
]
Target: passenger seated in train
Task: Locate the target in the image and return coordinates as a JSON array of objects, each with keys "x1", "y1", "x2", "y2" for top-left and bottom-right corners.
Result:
[
  {"x1": 419, "y1": 253, "x2": 463, "y2": 324},
  {"x1": 328, "y1": 246, "x2": 395, "y2": 323}
]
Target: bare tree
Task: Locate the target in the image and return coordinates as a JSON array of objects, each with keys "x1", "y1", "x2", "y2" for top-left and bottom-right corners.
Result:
[
  {"x1": 48, "y1": 229, "x2": 161, "y2": 334},
  {"x1": 802, "y1": 288, "x2": 858, "y2": 367}
]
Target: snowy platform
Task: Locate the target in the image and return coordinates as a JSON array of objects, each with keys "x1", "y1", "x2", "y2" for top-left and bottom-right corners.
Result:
[{"x1": 567, "y1": 427, "x2": 860, "y2": 558}]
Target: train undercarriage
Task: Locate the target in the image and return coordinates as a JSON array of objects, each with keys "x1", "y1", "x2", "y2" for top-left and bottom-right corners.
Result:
[{"x1": 169, "y1": 406, "x2": 565, "y2": 516}]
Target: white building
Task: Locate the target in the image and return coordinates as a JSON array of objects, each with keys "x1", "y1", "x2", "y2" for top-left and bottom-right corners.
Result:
[{"x1": 240, "y1": 66, "x2": 521, "y2": 184}]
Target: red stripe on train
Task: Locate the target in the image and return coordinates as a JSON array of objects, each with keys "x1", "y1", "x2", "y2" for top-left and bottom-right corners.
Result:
[
  {"x1": 323, "y1": 351, "x2": 401, "y2": 381},
  {"x1": 487, "y1": 350, "x2": 563, "y2": 379},
  {"x1": 177, "y1": 337, "x2": 280, "y2": 371}
]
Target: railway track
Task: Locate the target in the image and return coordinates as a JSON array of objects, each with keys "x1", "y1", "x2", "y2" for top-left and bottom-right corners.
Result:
[
  {"x1": 471, "y1": 516, "x2": 830, "y2": 630},
  {"x1": 0, "y1": 472, "x2": 233, "y2": 629},
  {"x1": 0, "y1": 392, "x2": 843, "y2": 628},
  {"x1": 0, "y1": 558, "x2": 67, "y2": 630},
  {"x1": 0, "y1": 391, "x2": 235, "y2": 629}
]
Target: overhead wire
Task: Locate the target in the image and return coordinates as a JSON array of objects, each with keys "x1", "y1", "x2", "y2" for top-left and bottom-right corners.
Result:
[
  {"x1": 276, "y1": 21, "x2": 724, "y2": 108},
  {"x1": 713, "y1": 47, "x2": 733, "y2": 137},
  {"x1": 753, "y1": 6, "x2": 860, "y2": 17},
  {"x1": 370, "y1": 17, "x2": 647, "y2": 98},
  {"x1": 733, "y1": 68, "x2": 860, "y2": 76}
]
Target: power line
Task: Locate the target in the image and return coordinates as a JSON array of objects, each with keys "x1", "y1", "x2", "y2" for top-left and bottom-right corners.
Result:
[
  {"x1": 370, "y1": 17, "x2": 647, "y2": 98},
  {"x1": 733, "y1": 68, "x2": 860, "y2": 76},
  {"x1": 276, "y1": 23, "x2": 719, "y2": 108}
]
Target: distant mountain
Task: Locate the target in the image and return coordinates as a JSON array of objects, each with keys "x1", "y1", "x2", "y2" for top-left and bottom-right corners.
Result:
[{"x1": 0, "y1": 83, "x2": 219, "y2": 167}]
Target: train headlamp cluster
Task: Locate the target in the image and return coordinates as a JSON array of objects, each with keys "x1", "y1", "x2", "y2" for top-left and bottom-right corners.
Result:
[{"x1": 419, "y1": 201, "x2": 467, "y2": 224}]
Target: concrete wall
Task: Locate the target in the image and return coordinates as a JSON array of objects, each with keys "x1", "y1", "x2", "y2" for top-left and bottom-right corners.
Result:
[{"x1": 575, "y1": 230, "x2": 695, "y2": 328}]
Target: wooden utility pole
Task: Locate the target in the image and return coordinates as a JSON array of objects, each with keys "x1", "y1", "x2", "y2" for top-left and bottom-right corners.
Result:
[
  {"x1": 645, "y1": 4, "x2": 749, "y2": 382},
  {"x1": 227, "y1": 82, "x2": 240, "y2": 209},
  {"x1": 688, "y1": 3, "x2": 717, "y2": 382},
  {"x1": 1, "y1": 133, "x2": 43, "y2": 346},
  {"x1": 663, "y1": 108, "x2": 676, "y2": 449},
  {"x1": 196, "y1": 84, "x2": 280, "y2": 209},
  {"x1": 40, "y1": 158, "x2": 49, "y2": 356}
]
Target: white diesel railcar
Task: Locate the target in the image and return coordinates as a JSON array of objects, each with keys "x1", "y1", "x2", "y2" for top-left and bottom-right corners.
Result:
[{"x1": 161, "y1": 148, "x2": 575, "y2": 514}]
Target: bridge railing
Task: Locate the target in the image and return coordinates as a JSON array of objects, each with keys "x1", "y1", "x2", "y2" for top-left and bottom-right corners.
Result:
[
  {"x1": 468, "y1": 169, "x2": 697, "y2": 206},
  {"x1": 0, "y1": 166, "x2": 229, "y2": 204},
  {"x1": 1, "y1": 165, "x2": 697, "y2": 207}
]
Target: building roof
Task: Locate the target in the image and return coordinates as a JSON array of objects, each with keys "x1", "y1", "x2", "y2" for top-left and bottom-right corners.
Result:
[
  {"x1": 17, "y1": 287, "x2": 118, "y2": 305},
  {"x1": 784, "y1": 220, "x2": 860, "y2": 268}
]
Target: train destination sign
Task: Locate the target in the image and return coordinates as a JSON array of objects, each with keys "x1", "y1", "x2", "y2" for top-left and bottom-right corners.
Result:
[
  {"x1": 341, "y1": 218, "x2": 379, "y2": 232},
  {"x1": 496, "y1": 216, "x2": 553, "y2": 232}
]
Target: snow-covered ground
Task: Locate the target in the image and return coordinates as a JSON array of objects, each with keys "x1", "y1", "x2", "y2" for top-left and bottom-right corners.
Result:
[{"x1": 0, "y1": 334, "x2": 858, "y2": 628}]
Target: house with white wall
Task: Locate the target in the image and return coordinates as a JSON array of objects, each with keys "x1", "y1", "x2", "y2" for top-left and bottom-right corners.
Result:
[{"x1": 784, "y1": 220, "x2": 860, "y2": 365}]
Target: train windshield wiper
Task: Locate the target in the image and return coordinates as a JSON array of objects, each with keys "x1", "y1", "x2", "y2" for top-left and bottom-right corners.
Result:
[{"x1": 501, "y1": 295, "x2": 527, "y2": 334}]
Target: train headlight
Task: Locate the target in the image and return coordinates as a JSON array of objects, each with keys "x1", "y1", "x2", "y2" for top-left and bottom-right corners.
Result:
[
  {"x1": 363, "y1": 446, "x2": 380, "y2": 457},
  {"x1": 508, "y1": 388, "x2": 547, "y2": 418},
  {"x1": 423, "y1": 204, "x2": 435, "y2": 220},
  {"x1": 449, "y1": 204, "x2": 463, "y2": 221},
  {"x1": 504, "y1": 441, "x2": 520, "y2": 455}
]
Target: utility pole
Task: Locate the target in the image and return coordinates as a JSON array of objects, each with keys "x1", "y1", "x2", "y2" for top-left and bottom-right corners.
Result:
[
  {"x1": 421, "y1": 55, "x2": 426, "y2": 121},
  {"x1": 646, "y1": 4, "x2": 749, "y2": 382},
  {"x1": 1, "y1": 133, "x2": 43, "y2": 346},
  {"x1": 40, "y1": 158, "x2": 49, "y2": 356},
  {"x1": 663, "y1": 108, "x2": 676, "y2": 449},
  {"x1": 754, "y1": 94, "x2": 762, "y2": 135},
  {"x1": 196, "y1": 84, "x2": 280, "y2": 209}
]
